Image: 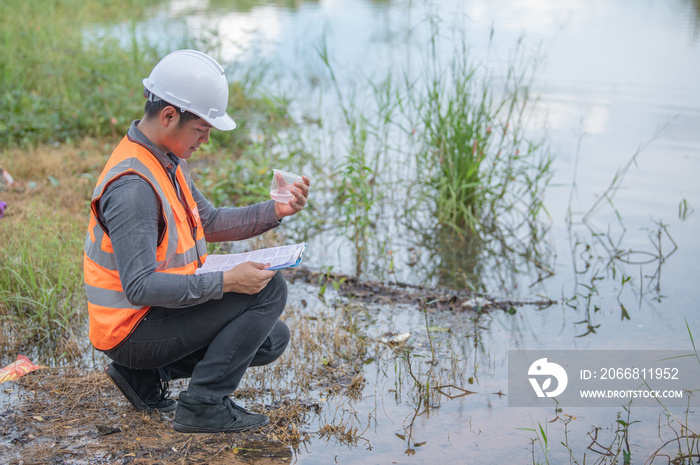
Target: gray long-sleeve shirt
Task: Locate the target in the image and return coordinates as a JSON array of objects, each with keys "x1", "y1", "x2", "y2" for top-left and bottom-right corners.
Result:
[{"x1": 98, "y1": 121, "x2": 280, "y2": 308}]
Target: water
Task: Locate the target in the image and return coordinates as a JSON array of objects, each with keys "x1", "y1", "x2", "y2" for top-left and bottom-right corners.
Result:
[
  {"x1": 93, "y1": 0, "x2": 700, "y2": 462},
  {"x1": 271, "y1": 188, "x2": 294, "y2": 203}
]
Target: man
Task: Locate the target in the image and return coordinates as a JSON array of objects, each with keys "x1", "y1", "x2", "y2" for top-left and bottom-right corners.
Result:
[{"x1": 83, "y1": 49, "x2": 310, "y2": 433}]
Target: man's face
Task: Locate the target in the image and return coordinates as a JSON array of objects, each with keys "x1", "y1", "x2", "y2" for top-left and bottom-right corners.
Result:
[{"x1": 164, "y1": 115, "x2": 212, "y2": 159}]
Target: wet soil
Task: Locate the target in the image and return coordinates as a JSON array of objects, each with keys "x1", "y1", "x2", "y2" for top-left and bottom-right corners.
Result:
[{"x1": 0, "y1": 369, "x2": 309, "y2": 465}]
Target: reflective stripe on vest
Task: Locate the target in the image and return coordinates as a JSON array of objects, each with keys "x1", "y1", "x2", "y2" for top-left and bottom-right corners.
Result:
[{"x1": 84, "y1": 135, "x2": 207, "y2": 350}]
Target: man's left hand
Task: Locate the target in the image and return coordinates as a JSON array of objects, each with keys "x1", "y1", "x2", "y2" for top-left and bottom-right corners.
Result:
[{"x1": 274, "y1": 175, "x2": 310, "y2": 221}]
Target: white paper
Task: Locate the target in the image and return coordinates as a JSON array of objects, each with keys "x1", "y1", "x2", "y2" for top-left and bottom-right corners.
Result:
[{"x1": 195, "y1": 242, "x2": 307, "y2": 274}]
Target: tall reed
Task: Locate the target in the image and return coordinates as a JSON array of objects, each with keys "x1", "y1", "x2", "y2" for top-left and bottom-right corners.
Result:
[
  {"x1": 401, "y1": 19, "x2": 555, "y2": 290},
  {"x1": 419, "y1": 35, "x2": 490, "y2": 231}
]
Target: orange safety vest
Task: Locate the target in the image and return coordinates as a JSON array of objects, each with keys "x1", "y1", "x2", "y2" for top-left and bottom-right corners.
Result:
[{"x1": 84, "y1": 134, "x2": 207, "y2": 351}]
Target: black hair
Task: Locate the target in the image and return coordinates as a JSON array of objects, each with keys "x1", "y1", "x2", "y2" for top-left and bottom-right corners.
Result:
[{"x1": 144, "y1": 99, "x2": 201, "y2": 126}]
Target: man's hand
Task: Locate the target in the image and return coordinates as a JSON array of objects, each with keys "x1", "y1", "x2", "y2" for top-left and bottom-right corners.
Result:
[
  {"x1": 222, "y1": 261, "x2": 277, "y2": 295},
  {"x1": 274, "y1": 176, "x2": 310, "y2": 221}
]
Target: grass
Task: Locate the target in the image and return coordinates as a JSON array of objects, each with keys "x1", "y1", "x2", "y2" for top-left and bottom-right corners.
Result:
[
  {"x1": 0, "y1": 0, "x2": 288, "y2": 150},
  {"x1": 0, "y1": 226, "x2": 83, "y2": 348},
  {"x1": 0, "y1": 0, "x2": 164, "y2": 146},
  {"x1": 0, "y1": 142, "x2": 99, "y2": 357},
  {"x1": 419, "y1": 27, "x2": 491, "y2": 231},
  {"x1": 316, "y1": 36, "x2": 388, "y2": 277}
]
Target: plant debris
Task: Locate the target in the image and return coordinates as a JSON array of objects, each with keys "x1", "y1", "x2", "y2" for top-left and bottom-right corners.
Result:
[{"x1": 283, "y1": 267, "x2": 556, "y2": 311}]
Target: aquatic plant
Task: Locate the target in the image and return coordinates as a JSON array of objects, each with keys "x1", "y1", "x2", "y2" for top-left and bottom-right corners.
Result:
[
  {"x1": 523, "y1": 322, "x2": 700, "y2": 464},
  {"x1": 565, "y1": 128, "x2": 679, "y2": 333},
  {"x1": 314, "y1": 15, "x2": 554, "y2": 288},
  {"x1": 410, "y1": 17, "x2": 553, "y2": 238},
  {"x1": 316, "y1": 37, "x2": 390, "y2": 277}
]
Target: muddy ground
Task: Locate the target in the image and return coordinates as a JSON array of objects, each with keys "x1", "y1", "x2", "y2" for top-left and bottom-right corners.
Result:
[
  {"x1": 0, "y1": 268, "x2": 552, "y2": 465},
  {"x1": 2, "y1": 370, "x2": 299, "y2": 465}
]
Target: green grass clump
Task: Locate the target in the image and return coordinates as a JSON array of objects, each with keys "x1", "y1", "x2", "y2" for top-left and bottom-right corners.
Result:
[
  {"x1": 0, "y1": 217, "x2": 84, "y2": 346},
  {"x1": 420, "y1": 41, "x2": 491, "y2": 231},
  {"x1": 410, "y1": 27, "x2": 553, "y2": 289},
  {"x1": 415, "y1": 23, "x2": 552, "y2": 236}
]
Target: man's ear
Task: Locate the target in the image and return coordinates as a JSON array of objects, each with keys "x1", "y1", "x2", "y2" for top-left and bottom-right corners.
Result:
[{"x1": 160, "y1": 105, "x2": 180, "y2": 128}]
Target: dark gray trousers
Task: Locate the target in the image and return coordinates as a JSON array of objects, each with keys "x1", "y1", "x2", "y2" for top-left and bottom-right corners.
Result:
[{"x1": 105, "y1": 273, "x2": 289, "y2": 404}]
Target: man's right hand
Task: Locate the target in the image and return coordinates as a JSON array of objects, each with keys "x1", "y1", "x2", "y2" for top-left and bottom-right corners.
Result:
[{"x1": 222, "y1": 261, "x2": 277, "y2": 295}]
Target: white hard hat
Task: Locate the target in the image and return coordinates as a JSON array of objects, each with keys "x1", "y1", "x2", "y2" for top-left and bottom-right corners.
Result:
[{"x1": 142, "y1": 49, "x2": 236, "y2": 131}]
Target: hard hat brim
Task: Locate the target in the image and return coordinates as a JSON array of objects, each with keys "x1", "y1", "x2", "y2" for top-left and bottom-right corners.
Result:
[{"x1": 206, "y1": 113, "x2": 237, "y2": 131}]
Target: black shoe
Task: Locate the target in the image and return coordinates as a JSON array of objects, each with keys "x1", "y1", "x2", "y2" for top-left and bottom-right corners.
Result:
[
  {"x1": 105, "y1": 363, "x2": 176, "y2": 413},
  {"x1": 173, "y1": 391, "x2": 269, "y2": 433}
]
